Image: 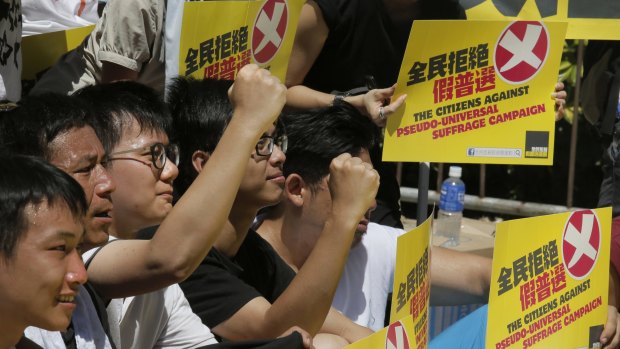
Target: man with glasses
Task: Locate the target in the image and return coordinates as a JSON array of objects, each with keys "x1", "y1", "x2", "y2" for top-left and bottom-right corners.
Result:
[
  {"x1": 77, "y1": 78, "x2": 310, "y2": 349},
  {"x1": 255, "y1": 135, "x2": 288, "y2": 158},
  {"x1": 1, "y1": 64, "x2": 300, "y2": 348},
  {"x1": 256, "y1": 103, "x2": 493, "y2": 348},
  {"x1": 106, "y1": 142, "x2": 179, "y2": 171},
  {"x1": 168, "y1": 77, "x2": 377, "y2": 348},
  {"x1": 76, "y1": 80, "x2": 219, "y2": 348}
]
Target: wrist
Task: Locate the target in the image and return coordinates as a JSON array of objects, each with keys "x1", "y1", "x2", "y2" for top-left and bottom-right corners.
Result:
[
  {"x1": 331, "y1": 92, "x2": 349, "y2": 106},
  {"x1": 324, "y1": 214, "x2": 358, "y2": 240},
  {"x1": 330, "y1": 203, "x2": 365, "y2": 227},
  {"x1": 343, "y1": 94, "x2": 367, "y2": 114},
  {"x1": 226, "y1": 116, "x2": 264, "y2": 142}
]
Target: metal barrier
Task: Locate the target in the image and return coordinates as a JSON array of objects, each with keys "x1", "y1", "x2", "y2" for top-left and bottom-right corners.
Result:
[{"x1": 400, "y1": 187, "x2": 585, "y2": 217}]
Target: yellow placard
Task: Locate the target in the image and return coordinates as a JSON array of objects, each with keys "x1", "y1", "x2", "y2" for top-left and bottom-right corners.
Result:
[
  {"x1": 21, "y1": 25, "x2": 94, "y2": 80},
  {"x1": 346, "y1": 315, "x2": 420, "y2": 349},
  {"x1": 387, "y1": 215, "x2": 432, "y2": 349},
  {"x1": 178, "y1": 0, "x2": 302, "y2": 81},
  {"x1": 461, "y1": 0, "x2": 620, "y2": 40},
  {"x1": 487, "y1": 208, "x2": 611, "y2": 349},
  {"x1": 384, "y1": 20, "x2": 567, "y2": 165}
]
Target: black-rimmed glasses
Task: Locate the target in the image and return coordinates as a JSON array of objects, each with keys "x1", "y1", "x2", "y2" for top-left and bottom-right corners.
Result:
[
  {"x1": 255, "y1": 135, "x2": 288, "y2": 156},
  {"x1": 106, "y1": 143, "x2": 180, "y2": 170}
]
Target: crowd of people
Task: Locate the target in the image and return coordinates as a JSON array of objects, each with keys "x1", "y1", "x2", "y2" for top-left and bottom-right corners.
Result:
[{"x1": 0, "y1": 0, "x2": 619, "y2": 348}]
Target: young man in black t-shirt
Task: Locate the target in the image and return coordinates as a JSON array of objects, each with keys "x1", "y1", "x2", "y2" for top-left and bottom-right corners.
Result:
[{"x1": 170, "y1": 77, "x2": 378, "y2": 347}]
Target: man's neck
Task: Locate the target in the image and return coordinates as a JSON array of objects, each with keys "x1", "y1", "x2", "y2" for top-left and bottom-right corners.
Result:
[
  {"x1": 109, "y1": 219, "x2": 138, "y2": 240},
  {"x1": 256, "y1": 205, "x2": 318, "y2": 270},
  {"x1": 0, "y1": 320, "x2": 22, "y2": 349}
]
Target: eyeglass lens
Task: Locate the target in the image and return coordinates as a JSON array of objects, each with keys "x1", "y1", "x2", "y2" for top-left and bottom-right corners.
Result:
[
  {"x1": 152, "y1": 143, "x2": 180, "y2": 169},
  {"x1": 255, "y1": 136, "x2": 288, "y2": 156}
]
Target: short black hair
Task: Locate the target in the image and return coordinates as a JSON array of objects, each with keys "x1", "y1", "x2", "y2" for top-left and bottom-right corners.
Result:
[
  {"x1": 0, "y1": 155, "x2": 88, "y2": 260},
  {"x1": 166, "y1": 77, "x2": 234, "y2": 196},
  {"x1": 74, "y1": 81, "x2": 172, "y2": 153},
  {"x1": 0, "y1": 93, "x2": 91, "y2": 161},
  {"x1": 281, "y1": 102, "x2": 378, "y2": 191}
]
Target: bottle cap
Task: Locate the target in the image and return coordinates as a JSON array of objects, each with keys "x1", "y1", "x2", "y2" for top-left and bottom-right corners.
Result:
[{"x1": 448, "y1": 166, "x2": 462, "y2": 178}]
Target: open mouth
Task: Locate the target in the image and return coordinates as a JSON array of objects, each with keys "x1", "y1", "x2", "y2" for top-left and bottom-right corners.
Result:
[
  {"x1": 56, "y1": 295, "x2": 76, "y2": 303},
  {"x1": 94, "y1": 210, "x2": 111, "y2": 218}
]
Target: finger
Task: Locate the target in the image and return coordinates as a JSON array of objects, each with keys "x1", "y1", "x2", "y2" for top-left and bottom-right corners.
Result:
[
  {"x1": 555, "y1": 81, "x2": 565, "y2": 91},
  {"x1": 302, "y1": 333, "x2": 313, "y2": 349},
  {"x1": 610, "y1": 318, "x2": 620, "y2": 349},
  {"x1": 383, "y1": 94, "x2": 407, "y2": 114},
  {"x1": 346, "y1": 156, "x2": 363, "y2": 166},
  {"x1": 603, "y1": 311, "x2": 620, "y2": 349},
  {"x1": 228, "y1": 83, "x2": 234, "y2": 99},
  {"x1": 373, "y1": 108, "x2": 387, "y2": 127},
  {"x1": 332, "y1": 153, "x2": 352, "y2": 165},
  {"x1": 374, "y1": 95, "x2": 406, "y2": 127},
  {"x1": 375, "y1": 85, "x2": 397, "y2": 99},
  {"x1": 551, "y1": 91, "x2": 567, "y2": 100},
  {"x1": 600, "y1": 308, "x2": 617, "y2": 347}
]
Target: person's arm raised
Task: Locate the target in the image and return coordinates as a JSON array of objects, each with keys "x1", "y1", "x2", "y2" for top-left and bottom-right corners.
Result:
[
  {"x1": 212, "y1": 154, "x2": 379, "y2": 340},
  {"x1": 87, "y1": 65, "x2": 287, "y2": 299},
  {"x1": 285, "y1": 1, "x2": 405, "y2": 127},
  {"x1": 285, "y1": 1, "x2": 330, "y2": 109}
]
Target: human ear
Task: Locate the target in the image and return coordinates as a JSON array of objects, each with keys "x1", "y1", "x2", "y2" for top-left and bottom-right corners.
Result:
[
  {"x1": 285, "y1": 174, "x2": 306, "y2": 207},
  {"x1": 191, "y1": 150, "x2": 211, "y2": 174}
]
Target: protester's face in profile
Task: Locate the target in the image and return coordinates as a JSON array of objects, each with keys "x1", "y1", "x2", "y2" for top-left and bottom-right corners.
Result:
[
  {"x1": 107, "y1": 120, "x2": 178, "y2": 236},
  {"x1": 302, "y1": 148, "x2": 376, "y2": 249},
  {"x1": 238, "y1": 125, "x2": 286, "y2": 208},
  {"x1": 48, "y1": 126, "x2": 115, "y2": 251},
  {"x1": 0, "y1": 202, "x2": 87, "y2": 332}
]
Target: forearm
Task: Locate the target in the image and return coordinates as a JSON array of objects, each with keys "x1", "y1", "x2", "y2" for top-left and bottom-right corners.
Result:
[
  {"x1": 148, "y1": 119, "x2": 264, "y2": 279},
  {"x1": 149, "y1": 65, "x2": 285, "y2": 284},
  {"x1": 264, "y1": 214, "x2": 359, "y2": 336},
  {"x1": 90, "y1": 119, "x2": 264, "y2": 298},
  {"x1": 429, "y1": 247, "x2": 492, "y2": 306},
  {"x1": 286, "y1": 85, "x2": 366, "y2": 112},
  {"x1": 286, "y1": 85, "x2": 333, "y2": 109},
  {"x1": 321, "y1": 308, "x2": 373, "y2": 343}
]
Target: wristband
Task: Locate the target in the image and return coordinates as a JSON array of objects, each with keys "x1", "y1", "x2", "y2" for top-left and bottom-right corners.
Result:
[{"x1": 331, "y1": 93, "x2": 349, "y2": 106}]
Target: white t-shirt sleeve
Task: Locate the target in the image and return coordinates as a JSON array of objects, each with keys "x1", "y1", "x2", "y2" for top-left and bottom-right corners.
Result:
[{"x1": 155, "y1": 284, "x2": 218, "y2": 348}]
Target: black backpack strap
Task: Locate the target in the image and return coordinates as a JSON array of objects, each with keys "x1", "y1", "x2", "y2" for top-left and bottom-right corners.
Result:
[
  {"x1": 15, "y1": 336, "x2": 44, "y2": 349},
  {"x1": 82, "y1": 241, "x2": 121, "y2": 349},
  {"x1": 83, "y1": 282, "x2": 118, "y2": 349},
  {"x1": 198, "y1": 331, "x2": 304, "y2": 349}
]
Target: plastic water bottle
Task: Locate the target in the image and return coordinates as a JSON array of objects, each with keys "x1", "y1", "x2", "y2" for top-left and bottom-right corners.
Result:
[{"x1": 436, "y1": 166, "x2": 465, "y2": 246}]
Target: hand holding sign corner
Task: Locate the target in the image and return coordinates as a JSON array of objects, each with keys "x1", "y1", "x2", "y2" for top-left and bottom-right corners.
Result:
[{"x1": 361, "y1": 84, "x2": 407, "y2": 128}]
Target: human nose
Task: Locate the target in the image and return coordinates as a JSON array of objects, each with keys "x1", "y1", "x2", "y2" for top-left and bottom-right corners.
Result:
[
  {"x1": 66, "y1": 250, "x2": 88, "y2": 288},
  {"x1": 269, "y1": 143, "x2": 286, "y2": 167},
  {"x1": 94, "y1": 165, "x2": 116, "y2": 197},
  {"x1": 160, "y1": 158, "x2": 179, "y2": 183}
]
